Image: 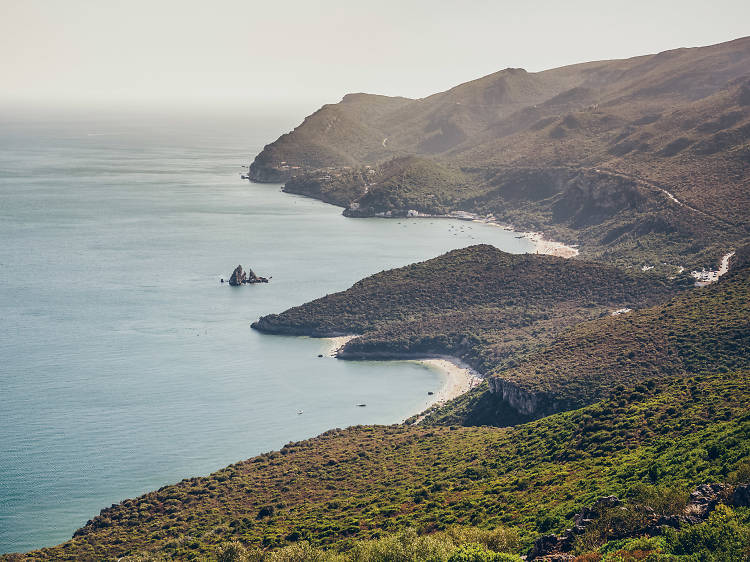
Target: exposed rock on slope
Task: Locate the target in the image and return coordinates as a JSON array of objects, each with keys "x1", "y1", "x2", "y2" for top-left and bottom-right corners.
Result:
[{"x1": 528, "y1": 484, "x2": 750, "y2": 559}]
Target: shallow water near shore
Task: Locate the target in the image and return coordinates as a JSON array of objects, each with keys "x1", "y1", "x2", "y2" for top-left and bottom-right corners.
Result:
[{"x1": 0, "y1": 107, "x2": 534, "y2": 553}]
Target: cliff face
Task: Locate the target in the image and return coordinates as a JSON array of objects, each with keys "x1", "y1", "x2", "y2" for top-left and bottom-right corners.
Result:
[
  {"x1": 248, "y1": 160, "x2": 292, "y2": 183},
  {"x1": 248, "y1": 37, "x2": 750, "y2": 267},
  {"x1": 486, "y1": 377, "x2": 566, "y2": 418}
]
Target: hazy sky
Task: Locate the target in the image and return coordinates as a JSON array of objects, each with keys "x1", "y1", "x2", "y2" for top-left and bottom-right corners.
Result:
[{"x1": 2, "y1": 0, "x2": 749, "y2": 109}]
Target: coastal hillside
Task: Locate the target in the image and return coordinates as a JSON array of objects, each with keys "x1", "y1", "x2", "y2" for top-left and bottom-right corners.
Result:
[
  {"x1": 10, "y1": 253, "x2": 750, "y2": 560},
  {"x1": 253, "y1": 245, "x2": 692, "y2": 420},
  {"x1": 254, "y1": 245, "x2": 748, "y2": 425},
  {"x1": 14, "y1": 370, "x2": 749, "y2": 560},
  {"x1": 423, "y1": 248, "x2": 750, "y2": 425},
  {"x1": 249, "y1": 37, "x2": 750, "y2": 268}
]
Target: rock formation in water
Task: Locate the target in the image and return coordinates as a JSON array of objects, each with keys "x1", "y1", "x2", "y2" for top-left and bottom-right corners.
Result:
[
  {"x1": 228, "y1": 265, "x2": 269, "y2": 286},
  {"x1": 228, "y1": 265, "x2": 246, "y2": 286}
]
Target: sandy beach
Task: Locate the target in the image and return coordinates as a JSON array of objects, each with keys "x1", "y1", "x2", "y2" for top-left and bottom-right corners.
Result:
[
  {"x1": 418, "y1": 358, "x2": 482, "y2": 403},
  {"x1": 321, "y1": 336, "x2": 483, "y2": 422},
  {"x1": 524, "y1": 231, "x2": 580, "y2": 258},
  {"x1": 466, "y1": 214, "x2": 579, "y2": 258},
  {"x1": 324, "y1": 335, "x2": 357, "y2": 357},
  {"x1": 411, "y1": 357, "x2": 483, "y2": 423}
]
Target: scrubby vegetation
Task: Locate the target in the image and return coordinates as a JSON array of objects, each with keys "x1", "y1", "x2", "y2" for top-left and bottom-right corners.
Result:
[
  {"x1": 586, "y1": 504, "x2": 750, "y2": 560},
  {"x1": 10, "y1": 367, "x2": 749, "y2": 560},
  {"x1": 254, "y1": 245, "x2": 688, "y2": 381},
  {"x1": 479, "y1": 257, "x2": 750, "y2": 411},
  {"x1": 422, "y1": 256, "x2": 749, "y2": 423},
  {"x1": 250, "y1": 243, "x2": 748, "y2": 422},
  {"x1": 12, "y1": 39, "x2": 750, "y2": 556},
  {"x1": 7, "y1": 248, "x2": 746, "y2": 561}
]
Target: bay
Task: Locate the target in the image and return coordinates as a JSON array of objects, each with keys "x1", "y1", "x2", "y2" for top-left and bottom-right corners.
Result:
[{"x1": 0, "y1": 107, "x2": 533, "y2": 553}]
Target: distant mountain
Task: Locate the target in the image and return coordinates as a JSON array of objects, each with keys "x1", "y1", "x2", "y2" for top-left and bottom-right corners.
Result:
[{"x1": 249, "y1": 37, "x2": 750, "y2": 268}]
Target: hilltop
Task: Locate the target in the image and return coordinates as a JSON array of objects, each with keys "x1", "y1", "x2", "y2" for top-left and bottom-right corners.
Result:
[
  {"x1": 253, "y1": 245, "x2": 749, "y2": 424},
  {"x1": 253, "y1": 245, "x2": 689, "y2": 419},
  {"x1": 249, "y1": 37, "x2": 750, "y2": 269}
]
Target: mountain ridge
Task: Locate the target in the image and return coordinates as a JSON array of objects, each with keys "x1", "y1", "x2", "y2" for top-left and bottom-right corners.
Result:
[{"x1": 249, "y1": 36, "x2": 750, "y2": 268}]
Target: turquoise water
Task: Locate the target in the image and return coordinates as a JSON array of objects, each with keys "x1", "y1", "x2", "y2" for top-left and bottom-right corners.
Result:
[{"x1": 0, "y1": 108, "x2": 534, "y2": 554}]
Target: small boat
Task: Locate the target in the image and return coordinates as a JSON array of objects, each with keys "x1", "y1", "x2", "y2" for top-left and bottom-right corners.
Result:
[
  {"x1": 356, "y1": 403, "x2": 367, "y2": 407},
  {"x1": 296, "y1": 409, "x2": 303, "y2": 415}
]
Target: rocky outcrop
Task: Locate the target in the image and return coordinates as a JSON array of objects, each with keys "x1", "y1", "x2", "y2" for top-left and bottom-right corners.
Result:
[
  {"x1": 248, "y1": 159, "x2": 294, "y2": 183},
  {"x1": 731, "y1": 483, "x2": 750, "y2": 507},
  {"x1": 682, "y1": 483, "x2": 731, "y2": 522},
  {"x1": 486, "y1": 377, "x2": 568, "y2": 418},
  {"x1": 527, "y1": 484, "x2": 747, "y2": 560},
  {"x1": 528, "y1": 496, "x2": 622, "y2": 559},
  {"x1": 228, "y1": 265, "x2": 269, "y2": 286},
  {"x1": 228, "y1": 265, "x2": 246, "y2": 286}
]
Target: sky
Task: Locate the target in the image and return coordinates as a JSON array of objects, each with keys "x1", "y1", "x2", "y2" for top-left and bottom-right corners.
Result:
[{"x1": 2, "y1": 0, "x2": 749, "y2": 111}]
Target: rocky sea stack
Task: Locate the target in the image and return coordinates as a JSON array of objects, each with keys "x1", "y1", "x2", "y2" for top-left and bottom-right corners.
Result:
[{"x1": 227, "y1": 265, "x2": 269, "y2": 286}]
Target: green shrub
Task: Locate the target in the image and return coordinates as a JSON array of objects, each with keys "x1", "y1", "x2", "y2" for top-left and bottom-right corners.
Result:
[
  {"x1": 216, "y1": 540, "x2": 263, "y2": 562},
  {"x1": 447, "y1": 544, "x2": 521, "y2": 561},
  {"x1": 349, "y1": 528, "x2": 453, "y2": 562},
  {"x1": 628, "y1": 483, "x2": 689, "y2": 516},
  {"x1": 266, "y1": 541, "x2": 333, "y2": 562},
  {"x1": 598, "y1": 535, "x2": 666, "y2": 559},
  {"x1": 665, "y1": 504, "x2": 750, "y2": 560},
  {"x1": 442, "y1": 527, "x2": 520, "y2": 554}
]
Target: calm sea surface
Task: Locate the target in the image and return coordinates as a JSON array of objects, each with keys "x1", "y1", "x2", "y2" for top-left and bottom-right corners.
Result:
[{"x1": 0, "y1": 107, "x2": 533, "y2": 553}]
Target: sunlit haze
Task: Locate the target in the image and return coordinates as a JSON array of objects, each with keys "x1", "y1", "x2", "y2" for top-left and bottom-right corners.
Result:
[{"x1": 2, "y1": 0, "x2": 749, "y2": 112}]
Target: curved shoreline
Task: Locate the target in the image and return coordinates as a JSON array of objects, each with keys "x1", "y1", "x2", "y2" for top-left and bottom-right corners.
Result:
[
  {"x1": 321, "y1": 336, "x2": 483, "y2": 420},
  {"x1": 324, "y1": 335, "x2": 357, "y2": 356},
  {"x1": 254, "y1": 180, "x2": 580, "y2": 260},
  {"x1": 411, "y1": 358, "x2": 482, "y2": 421},
  {"x1": 465, "y1": 214, "x2": 579, "y2": 258}
]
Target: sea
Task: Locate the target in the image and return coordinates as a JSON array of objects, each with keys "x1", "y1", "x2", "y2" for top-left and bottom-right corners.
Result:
[{"x1": 0, "y1": 105, "x2": 534, "y2": 554}]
